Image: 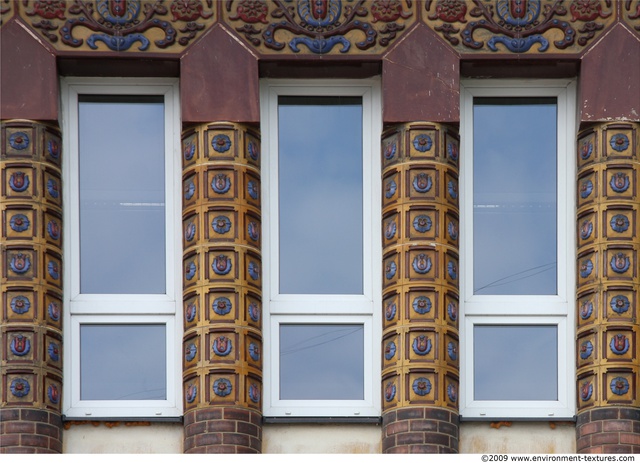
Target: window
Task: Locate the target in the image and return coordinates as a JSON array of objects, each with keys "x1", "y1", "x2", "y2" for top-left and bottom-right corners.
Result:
[
  {"x1": 61, "y1": 78, "x2": 181, "y2": 418},
  {"x1": 260, "y1": 79, "x2": 382, "y2": 417},
  {"x1": 460, "y1": 80, "x2": 576, "y2": 419}
]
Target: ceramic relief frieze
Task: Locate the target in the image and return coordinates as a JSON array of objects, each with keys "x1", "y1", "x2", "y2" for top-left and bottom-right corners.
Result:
[
  {"x1": 15, "y1": 0, "x2": 215, "y2": 52},
  {"x1": 222, "y1": 0, "x2": 417, "y2": 54},
  {"x1": 424, "y1": 0, "x2": 616, "y2": 53},
  {"x1": 0, "y1": 0, "x2": 14, "y2": 22},
  {"x1": 623, "y1": 0, "x2": 640, "y2": 33},
  {"x1": 3, "y1": 0, "x2": 634, "y2": 57}
]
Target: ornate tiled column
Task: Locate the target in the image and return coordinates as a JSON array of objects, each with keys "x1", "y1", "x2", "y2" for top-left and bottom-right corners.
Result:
[
  {"x1": 381, "y1": 123, "x2": 460, "y2": 453},
  {"x1": 575, "y1": 122, "x2": 640, "y2": 453},
  {"x1": 1, "y1": 121, "x2": 64, "y2": 453},
  {"x1": 181, "y1": 123, "x2": 263, "y2": 453}
]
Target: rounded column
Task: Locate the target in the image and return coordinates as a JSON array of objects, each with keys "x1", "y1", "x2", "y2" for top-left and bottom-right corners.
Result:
[
  {"x1": 181, "y1": 123, "x2": 262, "y2": 453},
  {"x1": 1, "y1": 121, "x2": 64, "y2": 453},
  {"x1": 575, "y1": 122, "x2": 640, "y2": 453},
  {"x1": 381, "y1": 123, "x2": 460, "y2": 453}
]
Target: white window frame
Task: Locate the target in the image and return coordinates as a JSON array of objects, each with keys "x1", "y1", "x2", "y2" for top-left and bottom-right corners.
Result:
[
  {"x1": 459, "y1": 79, "x2": 576, "y2": 420},
  {"x1": 61, "y1": 78, "x2": 182, "y2": 418},
  {"x1": 260, "y1": 79, "x2": 382, "y2": 417}
]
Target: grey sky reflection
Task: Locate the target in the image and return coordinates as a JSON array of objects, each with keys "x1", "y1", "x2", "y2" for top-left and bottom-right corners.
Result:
[
  {"x1": 473, "y1": 99, "x2": 557, "y2": 295},
  {"x1": 80, "y1": 324, "x2": 166, "y2": 400},
  {"x1": 79, "y1": 97, "x2": 166, "y2": 295},
  {"x1": 474, "y1": 325, "x2": 557, "y2": 401},
  {"x1": 278, "y1": 98, "x2": 363, "y2": 295},
  {"x1": 280, "y1": 324, "x2": 364, "y2": 400}
]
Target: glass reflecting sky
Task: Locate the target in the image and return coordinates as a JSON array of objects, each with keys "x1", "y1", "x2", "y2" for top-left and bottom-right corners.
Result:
[
  {"x1": 79, "y1": 96, "x2": 166, "y2": 294},
  {"x1": 80, "y1": 324, "x2": 166, "y2": 400},
  {"x1": 474, "y1": 325, "x2": 557, "y2": 401},
  {"x1": 280, "y1": 324, "x2": 364, "y2": 400},
  {"x1": 278, "y1": 96, "x2": 363, "y2": 295},
  {"x1": 473, "y1": 98, "x2": 557, "y2": 295}
]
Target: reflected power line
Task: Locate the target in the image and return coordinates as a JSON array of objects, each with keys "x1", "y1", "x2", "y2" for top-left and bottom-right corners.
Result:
[
  {"x1": 280, "y1": 326, "x2": 362, "y2": 356},
  {"x1": 474, "y1": 261, "x2": 556, "y2": 293}
]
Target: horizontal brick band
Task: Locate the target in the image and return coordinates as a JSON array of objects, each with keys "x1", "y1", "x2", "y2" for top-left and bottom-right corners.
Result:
[
  {"x1": 0, "y1": 408, "x2": 63, "y2": 454},
  {"x1": 383, "y1": 407, "x2": 458, "y2": 453},
  {"x1": 183, "y1": 407, "x2": 262, "y2": 453},
  {"x1": 576, "y1": 407, "x2": 640, "y2": 454}
]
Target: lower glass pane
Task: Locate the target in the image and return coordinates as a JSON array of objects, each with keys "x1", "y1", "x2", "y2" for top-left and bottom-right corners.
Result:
[
  {"x1": 474, "y1": 325, "x2": 557, "y2": 401},
  {"x1": 280, "y1": 324, "x2": 364, "y2": 400},
  {"x1": 80, "y1": 324, "x2": 166, "y2": 400}
]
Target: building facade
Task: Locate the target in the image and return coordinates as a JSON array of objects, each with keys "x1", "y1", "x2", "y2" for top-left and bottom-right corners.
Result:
[{"x1": 1, "y1": 0, "x2": 639, "y2": 454}]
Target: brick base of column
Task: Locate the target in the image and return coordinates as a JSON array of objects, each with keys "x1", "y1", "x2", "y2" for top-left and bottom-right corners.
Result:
[
  {"x1": 576, "y1": 407, "x2": 640, "y2": 453},
  {"x1": 183, "y1": 407, "x2": 262, "y2": 453},
  {"x1": 0, "y1": 408, "x2": 63, "y2": 454},
  {"x1": 382, "y1": 407, "x2": 459, "y2": 453}
]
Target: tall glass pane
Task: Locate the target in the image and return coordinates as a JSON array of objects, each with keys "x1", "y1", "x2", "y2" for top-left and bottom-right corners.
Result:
[
  {"x1": 474, "y1": 325, "x2": 557, "y2": 400},
  {"x1": 473, "y1": 98, "x2": 557, "y2": 295},
  {"x1": 278, "y1": 96, "x2": 363, "y2": 294},
  {"x1": 280, "y1": 324, "x2": 364, "y2": 400},
  {"x1": 79, "y1": 96, "x2": 166, "y2": 294},
  {"x1": 80, "y1": 324, "x2": 166, "y2": 400}
]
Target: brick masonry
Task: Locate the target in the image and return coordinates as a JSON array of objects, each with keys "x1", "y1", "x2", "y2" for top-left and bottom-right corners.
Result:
[
  {"x1": 576, "y1": 407, "x2": 640, "y2": 453},
  {"x1": 383, "y1": 407, "x2": 458, "y2": 453},
  {"x1": 0, "y1": 408, "x2": 63, "y2": 454},
  {"x1": 183, "y1": 407, "x2": 262, "y2": 453}
]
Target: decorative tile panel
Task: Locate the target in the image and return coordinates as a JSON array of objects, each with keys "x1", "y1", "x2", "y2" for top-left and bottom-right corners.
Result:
[
  {"x1": 42, "y1": 373, "x2": 62, "y2": 411},
  {"x1": 245, "y1": 372, "x2": 262, "y2": 410},
  {"x1": 4, "y1": 372, "x2": 36, "y2": 405},
  {"x1": 576, "y1": 122, "x2": 640, "y2": 411},
  {"x1": 43, "y1": 292, "x2": 62, "y2": 330},
  {"x1": 206, "y1": 207, "x2": 238, "y2": 243},
  {"x1": 577, "y1": 290, "x2": 598, "y2": 328},
  {"x1": 406, "y1": 288, "x2": 438, "y2": 324},
  {"x1": 603, "y1": 368, "x2": 636, "y2": 405},
  {"x1": 206, "y1": 288, "x2": 239, "y2": 323},
  {"x1": 1, "y1": 121, "x2": 63, "y2": 413},
  {"x1": 207, "y1": 329, "x2": 239, "y2": 364},
  {"x1": 5, "y1": 329, "x2": 35, "y2": 363},
  {"x1": 407, "y1": 369, "x2": 437, "y2": 405},
  {"x1": 603, "y1": 287, "x2": 636, "y2": 322},
  {"x1": 181, "y1": 122, "x2": 262, "y2": 413},
  {"x1": 381, "y1": 122, "x2": 459, "y2": 412},
  {"x1": 4, "y1": 207, "x2": 37, "y2": 241},
  {"x1": 603, "y1": 206, "x2": 636, "y2": 241},
  {"x1": 244, "y1": 291, "x2": 262, "y2": 329},
  {"x1": 207, "y1": 371, "x2": 238, "y2": 404},
  {"x1": 183, "y1": 372, "x2": 200, "y2": 411},
  {"x1": 183, "y1": 332, "x2": 200, "y2": 370}
]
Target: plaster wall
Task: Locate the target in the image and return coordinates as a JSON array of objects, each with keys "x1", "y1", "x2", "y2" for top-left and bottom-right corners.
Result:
[
  {"x1": 62, "y1": 422, "x2": 576, "y2": 454},
  {"x1": 263, "y1": 424, "x2": 382, "y2": 453},
  {"x1": 63, "y1": 423, "x2": 183, "y2": 454},
  {"x1": 460, "y1": 423, "x2": 576, "y2": 454}
]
